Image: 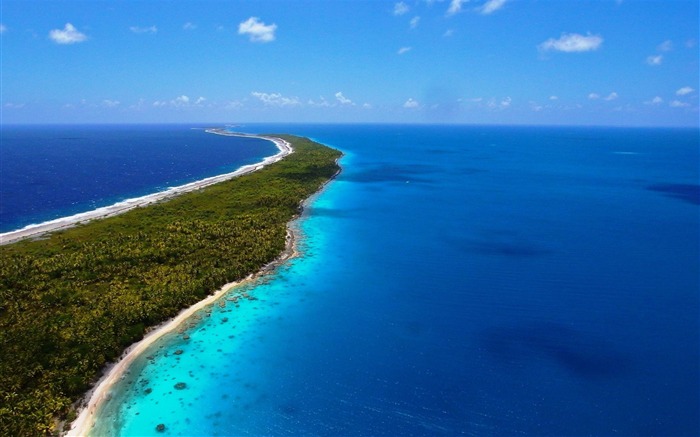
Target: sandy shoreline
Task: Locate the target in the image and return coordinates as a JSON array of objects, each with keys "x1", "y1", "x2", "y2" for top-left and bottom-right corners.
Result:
[
  {"x1": 66, "y1": 227, "x2": 300, "y2": 437},
  {"x1": 0, "y1": 130, "x2": 292, "y2": 246}
]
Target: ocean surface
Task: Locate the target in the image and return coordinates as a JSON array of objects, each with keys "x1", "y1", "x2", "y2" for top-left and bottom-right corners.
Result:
[
  {"x1": 5, "y1": 124, "x2": 700, "y2": 436},
  {"x1": 0, "y1": 124, "x2": 277, "y2": 233}
]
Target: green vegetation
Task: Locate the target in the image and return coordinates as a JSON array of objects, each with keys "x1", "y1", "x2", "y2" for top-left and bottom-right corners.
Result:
[{"x1": 0, "y1": 136, "x2": 341, "y2": 436}]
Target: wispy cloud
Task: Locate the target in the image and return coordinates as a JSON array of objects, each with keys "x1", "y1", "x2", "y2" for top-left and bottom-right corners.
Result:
[
  {"x1": 487, "y1": 96, "x2": 511, "y2": 109},
  {"x1": 670, "y1": 100, "x2": 690, "y2": 108},
  {"x1": 129, "y1": 25, "x2": 157, "y2": 34},
  {"x1": 308, "y1": 96, "x2": 331, "y2": 107},
  {"x1": 335, "y1": 92, "x2": 354, "y2": 105},
  {"x1": 646, "y1": 54, "x2": 663, "y2": 66},
  {"x1": 49, "y1": 23, "x2": 88, "y2": 44},
  {"x1": 644, "y1": 96, "x2": 663, "y2": 105},
  {"x1": 539, "y1": 32, "x2": 603, "y2": 53},
  {"x1": 393, "y1": 2, "x2": 410, "y2": 15},
  {"x1": 479, "y1": 0, "x2": 507, "y2": 15},
  {"x1": 251, "y1": 91, "x2": 300, "y2": 106},
  {"x1": 102, "y1": 99, "x2": 120, "y2": 108},
  {"x1": 398, "y1": 46, "x2": 412, "y2": 55},
  {"x1": 676, "y1": 86, "x2": 694, "y2": 96},
  {"x1": 404, "y1": 98, "x2": 420, "y2": 108},
  {"x1": 589, "y1": 92, "x2": 617, "y2": 101},
  {"x1": 657, "y1": 40, "x2": 673, "y2": 51},
  {"x1": 410, "y1": 16, "x2": 421, "y2": 29},
  {"x1": 0, "y1": 24, "x2": 7, "y2": 34},
  {"x1": 443, "y1": 29, "x2": 454, "y2": 37},
  {"x1": 447, "y1": 0, "x2": 467, "y2": 16},
  {"x1": 238, "y1": 17, "x2": 277, "y2": 43},
  {"x1": 549, "y1": 95, "x2": 559, "y2": 100},
  {"x1": 183, "y1": 22, "x2": 197, "y2": 31},
  {"x1": 173, "y1": 95, "x2": 190, "y2": 106}
]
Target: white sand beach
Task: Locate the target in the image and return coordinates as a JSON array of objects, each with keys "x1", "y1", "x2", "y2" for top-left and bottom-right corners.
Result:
[
  {"x1": 0, "y1": 131, "x2": 292, "y2": 246},
  {"x1": 66, "y1": 227, "x2": 299, "y2": 436}
]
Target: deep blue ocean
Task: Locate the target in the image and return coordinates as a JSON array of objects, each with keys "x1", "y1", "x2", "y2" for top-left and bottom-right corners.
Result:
[
  {"x1": 4, "y1": 124, "x2": 699, "y2": 436},
  {"x1": 0, "y1": 125, "x2": 277, "y2": 233}
]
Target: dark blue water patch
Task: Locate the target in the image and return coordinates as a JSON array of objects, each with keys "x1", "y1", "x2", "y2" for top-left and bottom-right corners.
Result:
[
  {"x1": 341, "y1": 163, "x2": 438, "y2": 184},
  {"x1": 479, "y1": 322, "x2": 632, "y2": 379},
  {"x1": 647, "y1": 183, "x2": 700, "y2": 205},
  {"x1": 444, "y1": 234, "x2": 555, "y2": 258}
]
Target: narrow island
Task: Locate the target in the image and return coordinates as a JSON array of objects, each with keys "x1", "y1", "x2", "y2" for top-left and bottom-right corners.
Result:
[{"x1": 0, "y1": 134, "x2": 342, "y2": 436}]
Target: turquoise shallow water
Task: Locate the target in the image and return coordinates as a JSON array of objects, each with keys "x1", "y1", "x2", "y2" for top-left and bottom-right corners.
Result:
[{"x1": 85, "y1": 124, "x2": 698, "y2": 436}]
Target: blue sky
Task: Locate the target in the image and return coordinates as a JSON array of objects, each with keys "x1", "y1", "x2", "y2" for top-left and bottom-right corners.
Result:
[{"x1": 1, "y1": 0, "x2": 698, "y2": 126}]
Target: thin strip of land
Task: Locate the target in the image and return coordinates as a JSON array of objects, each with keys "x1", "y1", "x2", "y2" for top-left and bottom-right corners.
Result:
[{"x1": 0, "y1": 131, "x2": 292, "y2": 246}]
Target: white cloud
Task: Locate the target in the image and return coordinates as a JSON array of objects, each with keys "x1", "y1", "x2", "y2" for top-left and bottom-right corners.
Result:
[
  {"x1": 404, "y1": 98, "x2": 420, "y2": 108},
  {"x1": 410, "y1": 16, "x2": 420, "y2": 29},
  {"x1": 670, "y1": 100, "x2": 690, "y2": 108},
  {"x1": 335, "y1": 92, "x2": 354, "y2": 105},
  {"x1": 251, "y1": 91, "x2": 300, "y2": 106},
  {"x1": 102, "y1": 99, "x2": 120, "y2": 107},
  {"x1": 363, "y1": 103, "x2": 372, "y2": 109},
  {"x1": 398, "y1": 46, "x2": 412, "y2": 55},
  {"x1": 393, "y1": 2, "x2": 410, "y2": 15},
  {"x1": 308, "y1": 97, "x2": 331, "y2": 107},
  {"x1": 4, "y1": 102, "x2": 26, "y2": 109},
  {"x1": 0, "y1": 24, "x2": 7, "y2": 34},
  {"x1": 238, "y1": 17, "x2": 277, "y2": 43},
  {"x1": 604, "y1": 92, "x2": 618, "y2": 101},
  {"x1": 129, "y1": 98, "x2": 147, "y2": 110},
  {"x1": 538, "y1": 32, "x2": 603, "y2": 53},
  {"x1": 549, "y1": 95, "x2": 559, "y2": 100},
  {"x1": 645, "y1": 96, "x2": 663, "y2": 105},
  {"x1": 588, "y1": 93, "x2": 600, "y2": 100},
  {"x1": 443, "y1": 29, "x2": 454, "y2": 37},
  {"x1": 657, "y1": 40, "x2": 673, "y2": 51},
  {"x1": 676, "y1": 86, "x2": 694, "y2": 96},
  {"x1": 49, "y1": 23, "x2": 88, "y2": 44},
  {"x1": 479, "y1": 0, "x2": 507, "y2": 15},
  {"x1": 224, "y1": 100, "x2": 244, "y2": 109},
  {"x1": 447, "y1": 0, "x2": 467, "y2": 16},
  {"x1": 153, "y1": 96, "x2": 202, "y2": 108},
  {"x1": 486, "y1": 97, "x2": 511, "y2": 110},
  {"x1": 130, "y1": 25, "x2": 157, "y2": 34},
  {"x1": 646, "y1": 55, "x2": 663, "y2": 65},
  {"x1": 183, "y1": 22, "x2": 197, "y2": 30}
]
